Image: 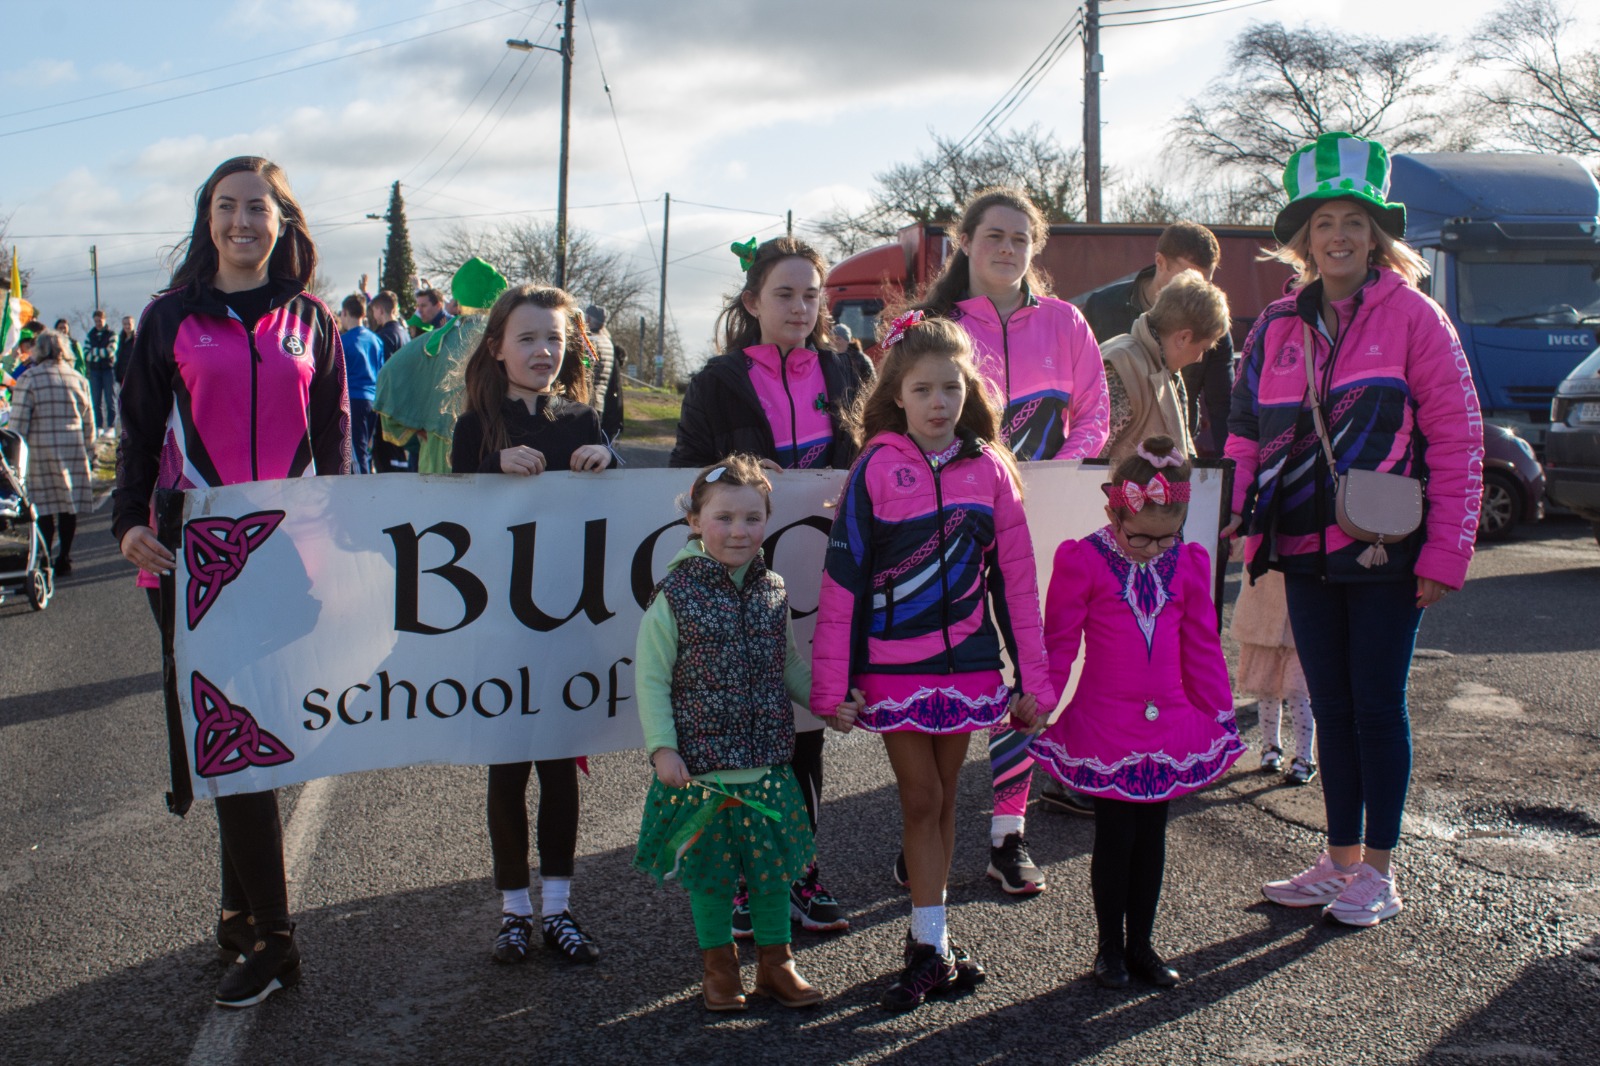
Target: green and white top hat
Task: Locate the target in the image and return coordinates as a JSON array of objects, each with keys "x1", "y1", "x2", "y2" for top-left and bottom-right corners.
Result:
[{"x1": 1274, "y1": 132, "x2": 1406, "y2": 244}]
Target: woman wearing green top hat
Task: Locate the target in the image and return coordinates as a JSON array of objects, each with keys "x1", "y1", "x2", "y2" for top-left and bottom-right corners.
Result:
[{"x1": 1224, "y1": 133, "x2": 1483, "y2": 928}]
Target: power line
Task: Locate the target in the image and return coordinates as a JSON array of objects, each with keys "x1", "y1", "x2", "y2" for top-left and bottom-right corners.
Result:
[
  {"x1": 1100, "y1": 0, "x2": 1245, "y2": 14},
  {"x1": 0, "y1": 4, "x2": 544, "y2": 139},
  {"x1": 1103, "y1": 0, "x2": 1277, "y2": 28},
  {"x1": 672, "y1": 198, "x2": 788, "y2": 218}
]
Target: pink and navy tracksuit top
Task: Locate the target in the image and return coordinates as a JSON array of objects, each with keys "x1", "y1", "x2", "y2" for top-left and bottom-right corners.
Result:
[
  {"x1": 1225, "y1": 268, "x2": 1483, "y2": 587},
  {"x1": 951, "y1": 292, "x2": 1109, "y2": 462},
  {"x1": 810, "y1": 429, "x2": 1055, "y2": 719},
  {"x1": 113, "y1": 280, "x2": 351, "y2": 587}
]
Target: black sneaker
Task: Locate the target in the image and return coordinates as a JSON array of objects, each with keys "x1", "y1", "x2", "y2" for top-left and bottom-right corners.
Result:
[
  {"x1": 1040, "y1": 780, "x2": 1096, "y2": 815},
  {"x1": 541, "y1": 910, "x2": 600, "y2": 963},
  {"x1": 1286, "y1": 757, "x2": 1319, "y2": 786},
  {"x1": 215, "y1": 927, "x2": 300, "y2": 1008},
  {"x1": 881, "y1": 941, "x2": 956, "y2": 1011},
  {"x1": 892, "y1": 850, "x2": 910, "y2": 889},
  {"x1": 905, "y1": 932, "x2": 985, "y2": 989},
  {"x1": 987, "y1": 833, "x2": 1047, "y2": 895},
  {"x1": 216, "y1": 911, "x2": 254, "y2": 964},
  {"x1": 731, "y1": 886, "x2": 754, "y2": 940},
  {"x1": 790, "y1": 863, "x2": 848, "y2": 932},
  {"x1": 493, "y1": 913, "x2": 534, "y2": 964}
]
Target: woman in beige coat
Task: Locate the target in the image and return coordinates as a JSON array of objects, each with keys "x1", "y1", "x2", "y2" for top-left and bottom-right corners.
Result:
[
  {"x1": 9, "y1": 329, "x2": 95, "y2": 574},
  {"x1": 1098, "y1": 272, "x2": 1230, "y2": 462}
]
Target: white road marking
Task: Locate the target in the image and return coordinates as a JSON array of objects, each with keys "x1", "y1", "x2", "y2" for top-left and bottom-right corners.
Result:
[{"x1": 185, "y1": 777, "x2": 334, "y2": 1066}]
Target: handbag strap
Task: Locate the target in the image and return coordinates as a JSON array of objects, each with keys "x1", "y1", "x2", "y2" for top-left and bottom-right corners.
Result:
[{"x1": 1302, "y1": 321, "x2": 1340, "y2": 472}]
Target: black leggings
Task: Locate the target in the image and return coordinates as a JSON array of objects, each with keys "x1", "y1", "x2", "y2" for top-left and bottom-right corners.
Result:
[
  {"x1": 487, "y1": 759, "x2": 580, "y2": 889},
  {"x1": 792, "y1": 728, "x2": 824, "y2": 834},
  {"x1": 145, "y1": 589, "x2": 290, "y2": 930},
  {"x1": 39, "y1": 513, "x2": 77, "y2": 563},
  {"x1": 1091, "y1": 797, "x2": 1170, "y2": 951}
]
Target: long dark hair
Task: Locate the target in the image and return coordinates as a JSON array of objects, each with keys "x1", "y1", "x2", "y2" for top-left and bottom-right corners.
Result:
[
  {"x1": 459, "y1": 284, "x2": 593, "y2": 458},
  {"x1": 850, "y1": 315, "x2": 1022, "y2": 492},
  {"x1": 911, "y1": 187, "x2": 1053, "y2": 318},
  {"x1": 715, "y1": 236, "x2": 833, "y2": 354},
  {"x1": 169, "y1": 157, "x2": 317, "y2": 292}
]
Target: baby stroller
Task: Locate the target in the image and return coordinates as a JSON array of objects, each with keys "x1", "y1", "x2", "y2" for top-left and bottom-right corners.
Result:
[{"x1": 0, "y1": 426, "x2": 54, "y2": 610}]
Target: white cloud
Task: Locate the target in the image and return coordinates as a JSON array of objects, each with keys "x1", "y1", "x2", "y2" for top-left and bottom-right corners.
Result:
[{"x1": 4, "y1": 58, "x2": 78, "y2": 88}]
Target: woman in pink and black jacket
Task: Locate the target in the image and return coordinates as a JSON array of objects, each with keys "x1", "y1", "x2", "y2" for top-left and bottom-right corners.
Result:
[
  {"x1": 1226, "y1": 134, "x2": 1482, "y2": 929},
  {"x1": 906, "y1": 186, "x2": 1109, "y2": 895},
  {"x1": 114, "y1": 156, "x2": 350, "y2": 1008},
  {"x1": 811, "y1": 312, "x2": 1053, "y2": 1010}
]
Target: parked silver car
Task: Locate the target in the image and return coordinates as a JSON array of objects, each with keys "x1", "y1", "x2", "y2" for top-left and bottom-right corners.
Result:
[{"x1": 1547, "y1": 347, "x2": 1600, "y2": 544}]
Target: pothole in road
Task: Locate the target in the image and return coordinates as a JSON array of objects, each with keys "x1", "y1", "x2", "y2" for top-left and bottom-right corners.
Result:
[
  {"x1": 1443, "y1": 802, "x2": 1600, "y2": 883},
  {"x1": 1459, "y1": 802, "x2": 1600, "y2": 841}
]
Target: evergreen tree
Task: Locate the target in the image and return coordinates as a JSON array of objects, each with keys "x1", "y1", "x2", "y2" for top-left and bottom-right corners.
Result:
[{"x1": 380, "y1": 182, "x2": 417, "y2": 317}]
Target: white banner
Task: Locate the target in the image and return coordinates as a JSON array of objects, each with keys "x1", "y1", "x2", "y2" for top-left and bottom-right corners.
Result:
[{"x1": 172, "y1": 462, "x2": 1228, "y2": 798}]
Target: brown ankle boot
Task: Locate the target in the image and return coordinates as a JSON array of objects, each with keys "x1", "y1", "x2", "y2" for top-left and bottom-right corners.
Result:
[
  {"x1": 752, "y1": 943, "x2": 823, "y2": 1008},
  {"x1": 701, "y1": 943, "x2": 746, "y2": 1011}
]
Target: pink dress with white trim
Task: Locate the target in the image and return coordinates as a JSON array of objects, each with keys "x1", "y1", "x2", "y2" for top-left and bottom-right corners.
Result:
[{"x1": 1030, "y1": 528, "x2": 1245, "y2": 802}]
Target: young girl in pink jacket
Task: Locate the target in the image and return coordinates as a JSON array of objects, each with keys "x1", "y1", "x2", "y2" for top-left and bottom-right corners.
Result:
[
  {"x1": 811, "y1": 312, "x2": 1054, "y2": 1011},
  {"x1": 1032, "y1": 435, "x2": 1245, "y2": 991}
]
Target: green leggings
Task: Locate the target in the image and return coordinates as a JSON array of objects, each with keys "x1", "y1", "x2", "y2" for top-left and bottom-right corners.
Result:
[{"x1": 690, "y1": 888, "x2": 789, "y2": 949}]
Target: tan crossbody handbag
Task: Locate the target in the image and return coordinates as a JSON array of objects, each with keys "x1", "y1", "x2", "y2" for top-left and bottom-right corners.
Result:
[{"x1": 1302, "y1": 323, "x2": 1422, "y2": 568}]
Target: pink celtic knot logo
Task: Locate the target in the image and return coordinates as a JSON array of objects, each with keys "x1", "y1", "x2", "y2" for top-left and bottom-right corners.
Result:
[
  {"x1": 184, "y1": 511, "x2": 285, "y2": 630},
  {"x1": 191, "y1": 672, "x2": 295, "y2": 778}
]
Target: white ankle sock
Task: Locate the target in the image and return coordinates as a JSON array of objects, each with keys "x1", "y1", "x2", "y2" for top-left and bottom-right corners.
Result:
[
  {"x1": 910, "y1": 905, "x2": 948, "y2": 954},
  {"x1": 540, "y1": 877, "x2": 571, "y2": 918},
  {"x1": 991, "y1": 814, "x2": 1025, "y2": 847},
  {"x1": 501, "y1": 888, "x2": 533, "y2": 917}
]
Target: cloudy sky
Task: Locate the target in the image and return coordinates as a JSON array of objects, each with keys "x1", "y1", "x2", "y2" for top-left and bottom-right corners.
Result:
[{"x1": 1, "y1": 0, "x2": 1554, "y2": 363}]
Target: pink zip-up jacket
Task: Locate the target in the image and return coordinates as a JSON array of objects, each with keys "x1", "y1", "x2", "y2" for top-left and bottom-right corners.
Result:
[
  {"x1": 810, "y1": 430, "x2": 1055, "y2": 716},
  {"x1": 950, "y1": 291, "x2": 1109, "y2": 462},
  {"x1": 1225, "y1": 268, "x2": 1483, "y2": 588},
  {"x1": 113, "y1": 280, "x2": 351, "y2": 587}
]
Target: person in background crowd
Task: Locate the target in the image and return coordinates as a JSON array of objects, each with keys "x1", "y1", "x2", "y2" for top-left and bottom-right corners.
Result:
[
  {"x1": 1082, "y1": 222, "x2": 1236, "y2": 459},
  {"x1": 113, "y1": 154, "x2": 350, "y2": 1008},
  {"x1": 375, "y1": 258, "x2": 506, "y2": 473},
  {"x1": 84, "y1": 310, "x2": 117, "y2": 436},
  {"x1": 583, "y1": 304, "x2": 625, "y2": 443},
  {"x1": 365, "y1": 291, "x2": 410, "y2": 471},
  {"x1": 415, "y1": 286, "x2": 449, "y2": 329},
  {"x1": 54, "y1": 318, "x2": 86, "y2": 374},
  {"x1": 1229, "y1": 132, "x2": 1483, "y2": 928},
  {"x1": 338, "y1": 293, "x2": 387, "y2": 474},
  {"x1": 115, "y1": 315, "x2": 136, "y2": 385},
  {"x1": 8, "y1": 328, "x2": 94, "y2": 575}
]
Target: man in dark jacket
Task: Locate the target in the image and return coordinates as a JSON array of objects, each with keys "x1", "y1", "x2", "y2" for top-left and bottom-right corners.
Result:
[
  {"x1": 114, "y1": 315, "x2": 136, "y2": 384},
  {"x1": 1081, "y1": 221, "x2": 1236, "y2": 457},
  {"x1": 583, "y1": 305, "x2": 625, "y2": 443}
]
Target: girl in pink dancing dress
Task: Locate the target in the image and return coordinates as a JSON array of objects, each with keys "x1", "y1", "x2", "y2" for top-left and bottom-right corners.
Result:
[{"x1": 1031, "y1": 435, "x2": 1245, "y2": 990}]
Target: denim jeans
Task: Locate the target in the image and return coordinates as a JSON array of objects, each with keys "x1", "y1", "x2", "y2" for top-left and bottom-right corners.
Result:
[
  {"x1": 88, "y1": 364, "x2": 117, "y2": 432},
  {"x1": 1283, "y1": 575, "x2": 1424, "y2": 851},
  {"x1": 349, "y1": 396, "x2": 375, "y2": 474}
]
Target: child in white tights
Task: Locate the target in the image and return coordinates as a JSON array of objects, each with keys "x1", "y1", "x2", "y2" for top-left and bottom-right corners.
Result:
[{"x1": 1230, "y1": 569, "x2": 1317, "y2": 785}]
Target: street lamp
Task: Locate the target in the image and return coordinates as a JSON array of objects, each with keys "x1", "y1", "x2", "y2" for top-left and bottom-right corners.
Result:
[{"x1": 507, "y1": 0, "x2": 575, "y2": 289}]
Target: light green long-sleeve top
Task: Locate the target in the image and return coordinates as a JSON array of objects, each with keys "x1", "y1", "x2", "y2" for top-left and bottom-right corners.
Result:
[{"x1": 635, "y1": 539, "x2": 811, "y2": 785}]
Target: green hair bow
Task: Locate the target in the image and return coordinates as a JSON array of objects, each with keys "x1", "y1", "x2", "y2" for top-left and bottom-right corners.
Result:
[{"x1": 730, "y1": 237, "x2": 758, "y2": 272}]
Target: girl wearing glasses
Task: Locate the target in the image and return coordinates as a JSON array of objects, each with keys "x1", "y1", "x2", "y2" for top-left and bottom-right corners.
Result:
[{"x1": 1031, "y1": 435, "x2": 1245, "y2": 991}]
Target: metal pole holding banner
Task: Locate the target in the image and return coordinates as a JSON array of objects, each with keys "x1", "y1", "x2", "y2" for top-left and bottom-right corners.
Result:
[{"x1": 156, "y1": 489, "x2": 193, "y2": 817}]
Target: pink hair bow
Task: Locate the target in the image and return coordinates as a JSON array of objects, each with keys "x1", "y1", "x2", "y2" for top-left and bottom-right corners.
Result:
[
  {"x1": 881, "y1": 309, "x2": 925, "y2": 349},
  {"x1": 1105, "y1": 473, "x2": 1190, "y2": 512}
]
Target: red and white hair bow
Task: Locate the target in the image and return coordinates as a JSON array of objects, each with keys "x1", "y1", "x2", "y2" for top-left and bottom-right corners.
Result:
[
  {"x1": 880, "y1": 309, "x2": 925, "y2": 349},
  {"x1": 1105, "y1": 473, "x2": 1190, "y2": 513}
]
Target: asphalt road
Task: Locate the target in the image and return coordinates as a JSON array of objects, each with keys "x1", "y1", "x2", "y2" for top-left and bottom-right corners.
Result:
[{"x1": 3, "y1": 489, "x2": 1597, "y2": 1066}]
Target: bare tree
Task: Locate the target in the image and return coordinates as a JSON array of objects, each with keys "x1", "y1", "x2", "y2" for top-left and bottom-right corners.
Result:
[
  {"x1": 1107, "y1": 173, "x2": 1276, "y2": 226},
  {"x1": 812, "y1": 125, "x2": 1084, "y2": 260},
  {"x1": 1468, "y1": 0, "x2": 1600, "y2": 157},
  {"x1": 420, "y1": 219, "x2": 651, "y2": 320},
  {"x1": 1172, "y1": 22, "x2": 1447, "y2": 211}
]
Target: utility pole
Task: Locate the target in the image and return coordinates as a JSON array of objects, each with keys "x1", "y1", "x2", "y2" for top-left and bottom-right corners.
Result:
[
  {"x1": 786, "y1": 210, "x2": 793, "y2": 238},
  {"x1": 90, "y1": 245, "x2": 100, "y2": 311},
  {"x1": 507, "y1": 0, "x2": 576, "y2": 287},
  {"x1": 1083, "y1": 0, "x2": 1103, "y2": 223},
  {"x1": 637, "y1": 314, "x2": 646, "y2": 380},
  {"x1": 655, "y1": 193, "x2": 670, "y2": 387}
]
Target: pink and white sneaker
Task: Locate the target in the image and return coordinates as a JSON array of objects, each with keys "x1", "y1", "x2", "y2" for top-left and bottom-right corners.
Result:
[
  {"x1": 1261, "y1": 852, "x2": 1356, "y2": 907},
  {"x1": 1322, "y1": 863, "x2": 1403, "y2": 927}
]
